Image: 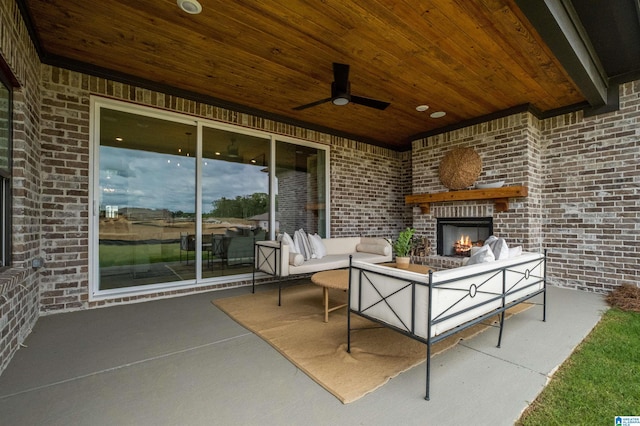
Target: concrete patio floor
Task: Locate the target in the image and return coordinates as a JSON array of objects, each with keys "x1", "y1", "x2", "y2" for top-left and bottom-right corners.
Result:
[{"x1": 0, "y1": 282, "x2": 607, "y2": 425}]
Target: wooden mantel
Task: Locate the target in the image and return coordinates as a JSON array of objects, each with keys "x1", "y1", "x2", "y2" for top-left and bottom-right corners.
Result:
[{"x1": 406, "y1": 186, "x2": 528, "y2": 214}]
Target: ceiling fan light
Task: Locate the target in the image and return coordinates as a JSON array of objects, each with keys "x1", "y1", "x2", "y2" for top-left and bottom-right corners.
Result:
[
  {"x1": 177, "y1": 0, "x2": 202, "y2": 14},
  {"x1": 227, "y1": 146, "x2": 239, "y2": 157},
  {"x1": 332, "y1": 97, "x2": 349, "y2": 106}
]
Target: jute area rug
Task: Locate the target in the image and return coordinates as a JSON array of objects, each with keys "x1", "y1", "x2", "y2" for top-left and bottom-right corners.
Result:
[{"x1": 213, "y1": 283, "x2": 531, "y2": 404}]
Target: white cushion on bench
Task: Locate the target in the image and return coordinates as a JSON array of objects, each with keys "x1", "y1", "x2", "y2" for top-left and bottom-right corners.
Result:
[
  {"x1": 356, "y1": 243, "x2": 391, "y2": 256},
  {"x1": 256, "y1": 236, "x2": 392, "y2": 277},
  {"x1": 321, "y1": 237, "x2": 362, "y2": 254}
]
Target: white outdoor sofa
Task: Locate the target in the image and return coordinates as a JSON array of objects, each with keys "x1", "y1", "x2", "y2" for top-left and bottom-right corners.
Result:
[
  {"x1": 347, "y1": 250, "x2": 547, "y2": 400},
  {"x1": 253, "y1": 237, "x2": 392, "y2": 305}
]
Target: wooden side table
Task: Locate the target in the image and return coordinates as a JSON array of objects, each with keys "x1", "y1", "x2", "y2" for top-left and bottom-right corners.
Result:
[{"x1": 310, "y1": 269, "x2": 349, "y2": 322}]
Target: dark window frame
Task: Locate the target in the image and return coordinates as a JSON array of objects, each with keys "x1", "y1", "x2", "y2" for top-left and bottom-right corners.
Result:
[{"x1": 0, "y1": 60, "x2": 13, "y2": 269}]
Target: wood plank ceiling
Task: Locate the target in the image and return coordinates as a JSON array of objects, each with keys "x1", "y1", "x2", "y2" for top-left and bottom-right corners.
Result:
[{"x1": 20, "y1": 0, "x2": 592, "y2": 150}]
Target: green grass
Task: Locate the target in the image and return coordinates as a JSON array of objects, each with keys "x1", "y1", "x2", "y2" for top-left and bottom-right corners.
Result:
[
  {"x1": 98, "y1": 243, "x2": 207, "y2": 267},
  {"x1": 518, "y1": 308, "x2": 640, "y2": 425},
  {"x1": 98, "y1": 235, "x2": 258, "y2": 268}
]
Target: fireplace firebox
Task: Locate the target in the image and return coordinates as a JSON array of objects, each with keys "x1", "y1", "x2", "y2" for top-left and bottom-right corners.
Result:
[{"x1": 437, "y1": 217, "x2": 493, "y2": 257}]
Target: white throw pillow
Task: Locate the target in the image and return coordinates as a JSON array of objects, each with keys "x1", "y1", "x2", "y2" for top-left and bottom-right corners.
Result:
[
  {"x1": 469, "y1": 246, "x2": 483, "y2": 256},
  {"x1": 281, "y1": 232, "x2": 298, "y2": 253},
  {"x1": 509, "y1": 245, "x2": 523, "y2": 258},
  {"x1": 294, "y1": 229, "x2": 313, "y2": 260},
  {"x1": 466, "y1": 244, "x2": 495, "y2": 265},
  {"x1": 484, "y1": 235, "x2": 498, "y2": 246},
  {"x1": 491, "y1": 238, "x2": 510, "y2": 260},
  {"x1": 308, "y1": 233, "x2": 327, "y2": 259},
  {"x1": 484, "y1": 236, "x2": 509, "y2": 260}
]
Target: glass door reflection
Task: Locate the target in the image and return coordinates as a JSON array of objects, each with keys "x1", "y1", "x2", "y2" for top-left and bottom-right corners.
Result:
[
  {"x1": 98, "y1": 108, "x2": 197, "y2": 290},
  {"x1": 200, "y1": 127, "x2": 269, "y2": 278}
]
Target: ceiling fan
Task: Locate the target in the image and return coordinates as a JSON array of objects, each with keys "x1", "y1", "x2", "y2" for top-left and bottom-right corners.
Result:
[{"x1": 293, "y1": 63, "x2": 390, "y2": 111}]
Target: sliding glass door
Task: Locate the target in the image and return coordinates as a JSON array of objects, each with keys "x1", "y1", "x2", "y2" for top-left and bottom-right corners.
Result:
[
  {"x1": 275, "y1": 141, "x2": 327, "y2": 237},
  {"x1": 97, "y1": 107, "x2": 197, "y2": 290},
  {"x1": 91, "y1": 97, "x2": 329, "y2": 298},
  {"x1": 200, "y1": 127, "x2": 269, "y2": 278}
]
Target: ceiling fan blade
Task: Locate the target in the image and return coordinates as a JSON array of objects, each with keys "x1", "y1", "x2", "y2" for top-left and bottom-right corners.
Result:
[
  {"x1": 332, "y1": 63, "x2": 350, "y2": 92},
  {"x1": 350, "y1": 95, "x2": 390, "y2": 110},
  {"x1": 292, "y1": 97, "x2": 332, "y2": 111},
  {"x1": 295, "y1": 62, "x2": 390, "y2": 111}
]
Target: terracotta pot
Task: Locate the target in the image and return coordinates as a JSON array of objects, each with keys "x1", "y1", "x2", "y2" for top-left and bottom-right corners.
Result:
[{"x1": 395, "y1": 256, "x2": 411, "y2": 269}]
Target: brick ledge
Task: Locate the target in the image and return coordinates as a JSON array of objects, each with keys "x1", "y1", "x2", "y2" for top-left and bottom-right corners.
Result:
[{"x1": 0, "y1": 268, "x2": 30, "y2": 296}]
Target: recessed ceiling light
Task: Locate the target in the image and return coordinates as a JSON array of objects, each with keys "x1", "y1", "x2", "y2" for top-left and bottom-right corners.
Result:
[
  {"x1": 430, "y1": 111, "x2": 446, "y2": 119},
  {"x1": 177, "y1": 0, "x2": 202, "y2": 14},
  {"x1": 115, "y1": 137, "x2": 123, "y2": 142},
  {"x1": 416, "y1": 105, "x2": 429, "y2": 112}
]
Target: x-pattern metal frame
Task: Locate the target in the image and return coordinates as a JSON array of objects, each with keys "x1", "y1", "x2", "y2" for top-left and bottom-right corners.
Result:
[
  {"x1": 347, "y1": 251, "x2": 547, "y2": 400},
  {"x1": 252, "y1": 241, "x2": 302, "y2": 306}
]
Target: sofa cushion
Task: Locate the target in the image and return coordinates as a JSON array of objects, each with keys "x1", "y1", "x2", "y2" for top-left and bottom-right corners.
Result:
[
  {"x1": 288, "y1": 255, "x2": 350, "y2": 274},
  {"x1": 356, "y1": 243, "x2": 391, "y2": 256},
  {"x1": 350, "y1": 251, "x2": 392, "y2": 264},
  {"x1": 289, "y1": 252, "x2": 304, "y2": 266},
  {"x1": 466, "y1": 244, "x2": 495, "y2": 265},
  {"x1": 322, "y1": 237, "x2": 361, "y2": 255}
]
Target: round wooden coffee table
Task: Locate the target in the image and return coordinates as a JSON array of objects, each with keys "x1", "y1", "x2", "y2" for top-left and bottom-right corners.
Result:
[{"x1": 311, "y1": 269, "x2": 349, "y2": 322}]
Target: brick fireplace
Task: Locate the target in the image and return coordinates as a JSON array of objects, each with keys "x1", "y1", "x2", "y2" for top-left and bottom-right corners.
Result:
[
  {"x1": 408, "y1": 113, "x2": 544, "y2": 270},
  {"x1": 409, "y1": 200, "x2": 523, "y2": 269}
]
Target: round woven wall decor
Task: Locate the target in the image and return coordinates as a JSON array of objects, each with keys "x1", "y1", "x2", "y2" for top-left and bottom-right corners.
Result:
[{"x1": 439, "y1": 147, "x2": 482, "y2": 190}]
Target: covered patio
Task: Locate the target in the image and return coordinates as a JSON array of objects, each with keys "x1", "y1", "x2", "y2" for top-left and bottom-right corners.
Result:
[
  {"x1": 0, "y1": 2, "x2": 638, "y2": 423},
  {"x1": 0, "y1": 283, "x2": 606, "y2": 425}
]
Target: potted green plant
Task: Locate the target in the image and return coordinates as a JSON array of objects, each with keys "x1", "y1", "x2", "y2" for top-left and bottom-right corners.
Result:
[{"x1": 392, "y1": 227, "x2": 415, "y2": 268}]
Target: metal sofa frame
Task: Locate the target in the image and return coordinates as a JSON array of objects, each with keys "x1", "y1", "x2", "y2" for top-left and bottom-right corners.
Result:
[
  {"x1": 347, "y1": 251, "x2": 547, "y2": 400},
  {"x1": 252, "y1": 240, "x2": 292, "y2": 306}
]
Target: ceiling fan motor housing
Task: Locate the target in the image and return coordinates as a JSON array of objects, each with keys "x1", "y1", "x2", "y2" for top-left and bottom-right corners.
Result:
[
  {"x1": 293, "y1": 62, "x2": 389, "y2": 110},
  {"x1": 331, "y1": 81, "x2": 351, "y2": 105}
]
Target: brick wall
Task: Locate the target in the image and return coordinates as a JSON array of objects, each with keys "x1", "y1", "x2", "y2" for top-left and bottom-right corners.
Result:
[
  {"x1": 36, "y1": 67, "x2": 405, "y2": 311},
  {"x1": 39, "y1": 70, "x2": 90, "y2": 310},
  {"x1": 330, "y1": 139, "x2": 408, "y2": 238},
  {"x1": 276, "y1": 169, "x2": 308, "y2": 233},
  {"x1": 410, "y1": 112, "x2": 544, "y2": 254},
  {"x1": 409, "y1": 82, "x2": 639, "y2": 293},
  {"x1": 541, "y1": 81, "x2": 640, "y2": 292},
  {"x1": 0, "y1": 0, "x2": 42, "y2": 375}
]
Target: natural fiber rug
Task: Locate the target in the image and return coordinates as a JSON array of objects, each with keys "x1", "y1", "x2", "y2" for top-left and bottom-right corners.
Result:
[{"x1": 213, "y1": 283, "x2": 531, "y2": 404}]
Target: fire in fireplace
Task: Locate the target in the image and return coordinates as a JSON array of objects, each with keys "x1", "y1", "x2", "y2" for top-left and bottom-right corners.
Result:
[
  {"x1": 454, "y1": 235, "x2": 473, "y2": 256},
  {"x1": 437, "y1": 217, "x2": 493, "y2": 257}
]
